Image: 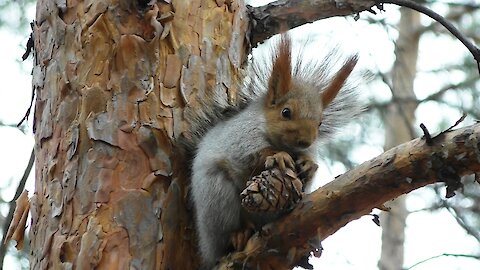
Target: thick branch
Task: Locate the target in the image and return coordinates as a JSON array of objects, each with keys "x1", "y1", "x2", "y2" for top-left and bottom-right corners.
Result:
[
  {"x1": 248, "y1": 0, "x2": 375, "y2": 44},
  {"x1": 220, "y1": 123, "x2": 480, "y2": 269}
]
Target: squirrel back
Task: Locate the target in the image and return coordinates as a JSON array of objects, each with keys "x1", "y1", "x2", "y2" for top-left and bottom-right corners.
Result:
[{"x1": 190, "y1": 33, "x2": 363, "y2": 269}]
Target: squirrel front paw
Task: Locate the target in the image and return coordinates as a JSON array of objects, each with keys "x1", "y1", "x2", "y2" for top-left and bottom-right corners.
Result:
[
  {"x1": 295, "y1": 155, "x2": 318, "y2": 183},
  {"x1": 231, "y1": 227, "x2": 254, "y2": 251},
  {"x1": 265, "y1": 151, "x2": 295, "y2": 173}
]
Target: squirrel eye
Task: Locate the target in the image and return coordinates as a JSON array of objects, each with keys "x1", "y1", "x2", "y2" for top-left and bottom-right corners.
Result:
[
  {"x1": 318, "y1": 121, "x2": 323, "y2": 127},
  {"x1": 281, "y1": 108, "x2": 291, "y2": 119}
]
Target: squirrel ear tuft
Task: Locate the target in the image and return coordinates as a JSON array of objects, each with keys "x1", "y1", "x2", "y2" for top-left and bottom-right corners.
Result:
[
  {"x1": 321, "y1": 54, "x2": 359, "y2": 108},
  {"x1": 266, "y1": 34, "x2": 292, "y2": 106}
]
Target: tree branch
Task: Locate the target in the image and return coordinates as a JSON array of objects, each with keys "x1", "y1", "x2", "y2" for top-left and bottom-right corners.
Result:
[
  {"x1": 377, "y1": 0, "x2": 480, "y2": 74},
  {"x1": 219, "y1": 123, "x2": 480, "y2": 269},
  {"x1": 248, "y1": 0, "x2": 376, "y2": 44},
  {"x1": 248, "y1": 0, "x2": 480, "y2": 73}
]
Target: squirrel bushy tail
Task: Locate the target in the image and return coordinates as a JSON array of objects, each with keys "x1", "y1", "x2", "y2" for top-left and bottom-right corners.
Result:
[{"x1": 180, "y1": 72, "x2": 260, "y2": 154}]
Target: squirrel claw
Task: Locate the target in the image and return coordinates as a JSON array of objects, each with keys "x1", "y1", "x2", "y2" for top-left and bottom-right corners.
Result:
[
  {"x1": 295, "y1": 155, "x2": 318, "y2": 183},
  {"x1": 231, "y1": 228, "x2": 253, "y2": 251},
  {"x1": 265, "y1": 151, "x2": 295, "y2": 172}
]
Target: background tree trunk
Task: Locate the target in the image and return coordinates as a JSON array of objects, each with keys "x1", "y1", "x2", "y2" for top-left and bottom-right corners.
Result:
[
  {"x1": 379, "y1": 7, "x2": 420, "y2": 270},
  {"x1": 30, "y1": 0, "x2": 248, "y2": 268}
]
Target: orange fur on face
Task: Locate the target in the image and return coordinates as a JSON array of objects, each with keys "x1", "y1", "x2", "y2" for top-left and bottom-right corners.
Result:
[
  {"x1": 264, "y1": 34, "x2": 358, "y2": 152},
  {"x1": 264, "y1": 93, "x2": 320, "y2": 151}
]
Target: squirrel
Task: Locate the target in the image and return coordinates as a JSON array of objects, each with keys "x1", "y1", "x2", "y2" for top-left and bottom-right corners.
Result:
[{"x1": 189, "y1": 34, "x2": 362, "y2": 269}]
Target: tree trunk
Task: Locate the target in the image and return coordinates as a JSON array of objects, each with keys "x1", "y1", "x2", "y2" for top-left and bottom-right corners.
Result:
[
  {"x1": 379, "y1": 7, "x2": 420, "y2": 270},
  {"x1": 30, "y1": 0, "x2": 248, "y2": 268}
]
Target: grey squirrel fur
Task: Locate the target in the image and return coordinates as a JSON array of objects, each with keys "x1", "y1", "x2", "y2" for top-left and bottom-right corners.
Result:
[{"x1": 190, "y1": 35, "x2": 362, "y2": 269}]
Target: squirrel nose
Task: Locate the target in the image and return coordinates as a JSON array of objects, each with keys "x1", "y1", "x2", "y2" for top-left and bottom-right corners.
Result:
[{"x1": 297, "y1": 140, "x2": 311, "y2": 148}]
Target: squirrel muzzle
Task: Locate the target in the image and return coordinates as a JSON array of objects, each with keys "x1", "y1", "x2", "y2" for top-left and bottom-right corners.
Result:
[
  {"x1": 292, "y1": 120, "x2": 318, "y2": 149},
  {"x1": 266, "y1": 119, "x2": 318, "y2": 151}
]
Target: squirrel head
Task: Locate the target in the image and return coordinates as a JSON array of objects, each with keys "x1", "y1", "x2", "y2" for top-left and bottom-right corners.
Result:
[{"x1": 264, "y1": 34, "x2": 358, "y2": 151}]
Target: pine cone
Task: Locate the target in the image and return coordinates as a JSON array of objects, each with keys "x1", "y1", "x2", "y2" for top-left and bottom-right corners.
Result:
[{"x1": 241, "y1": 167, "x2": 304, "y2": 212}]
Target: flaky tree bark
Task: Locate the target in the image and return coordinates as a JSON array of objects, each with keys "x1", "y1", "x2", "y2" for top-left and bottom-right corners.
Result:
[
  {"x1": 379, "y1": 8, "x2": 420, "y2": 270},
  {"x1": 27, "y1": 0, "x2": 248, "y2": 269},
  {"x1": 4, "y1": 0, "x2": 478, "y2": 269}
]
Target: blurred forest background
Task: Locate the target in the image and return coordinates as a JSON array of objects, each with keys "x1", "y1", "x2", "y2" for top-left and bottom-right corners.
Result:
[{"x1": 0, "y1": 0, "x2": 479, "y2": 269}]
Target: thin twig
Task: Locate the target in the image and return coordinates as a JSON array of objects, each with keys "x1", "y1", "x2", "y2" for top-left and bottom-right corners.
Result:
[
  {"x1": 377, "y1": 0, "x2": 480, "y2": 74},
  {"x1": 441, "y1": 112, "x2": 467, "y2": 134},
  {"x1": 432, "y1": 186, "x2": 480, "y2": 243},
  {"x1": 21, "y1": 34, "x2": 34, "y2": 61},
  {"x1": 448, "y1": 205, "x2": 480, "y2": 243},
  {"x1": 0, "y1": 148, "x2": 34, "y2": 268},
  {"x1": 418, "y1": 3, "x2": 476, "y2": 35},
  {"x1": 17, "y1": 24, "x2": 36, "y2": 128},
  {"x1": 421, "y1": 112, "x2": 468, "y2": 146},
  {"x1": 405, "y1": 253, "x2": 480, "y2": 270},
  {"x1": 423, "y1": 76, "x2": 479, "y2": 102},
  {"x1": 419, "y1": 123, "x2": 432, "y2": 145},
  {"x1": 0, "y1": 121, "x2": 21, "y2": 130},
  {"x1": 16, "y1": 86, "x2": 35, "y2": 128},
  {"x1": 22, "y1": 24, "x2": 34, "y2": 61}
]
